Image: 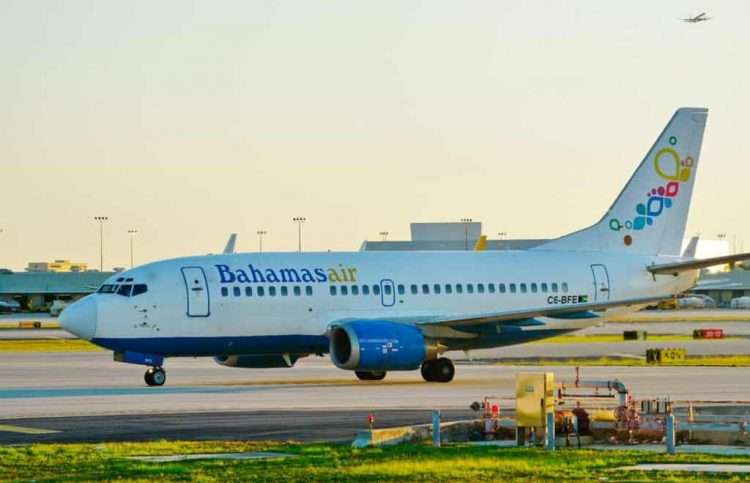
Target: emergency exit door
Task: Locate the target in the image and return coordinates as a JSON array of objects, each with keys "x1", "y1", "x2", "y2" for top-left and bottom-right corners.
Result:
[
  {"x1": 181, "y1": 266, "x2": 210, "y2": 317},
  {"x1": 590, "y1": 264, "x2": 610, "y2": 302}
]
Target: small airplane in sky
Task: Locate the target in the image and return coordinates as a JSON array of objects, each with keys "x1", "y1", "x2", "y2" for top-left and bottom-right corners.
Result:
[{"x1": 682, "y1": 12, "x2": 711, "y2": 23}]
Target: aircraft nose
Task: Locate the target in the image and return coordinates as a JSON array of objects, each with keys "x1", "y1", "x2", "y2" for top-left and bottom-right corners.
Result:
[{"x1": 59, "y1": 296, "x2": 98, "y2": 341}]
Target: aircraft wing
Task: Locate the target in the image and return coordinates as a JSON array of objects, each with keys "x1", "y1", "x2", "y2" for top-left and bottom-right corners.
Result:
[
  {"x1": 410, "y1": 295, "x2": 665, "y2": 328},
  {"x1": 647, "y1": 252, "x2": 750, "y2": 276}
]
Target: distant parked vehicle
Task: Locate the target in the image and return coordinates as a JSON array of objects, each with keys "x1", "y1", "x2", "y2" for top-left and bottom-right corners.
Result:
[
  {"x1": 0, "y1": 299, "x2": 21, "y2": 313},
  {"x1": 677, "y1": 296, "x2": 706, "y2": 309},
  {"x1": 685, "y1": 294, "x2": 716, "y2": 308},
  {"x1": 49, "y1": 300, "x2": 68, "y2": 317},
  {"x1": 730, "y1": 296, "x2": 750, "y2": 309}
]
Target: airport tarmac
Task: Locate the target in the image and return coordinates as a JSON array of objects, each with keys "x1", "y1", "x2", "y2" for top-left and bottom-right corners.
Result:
[{"x1": 2, "y1": 351, "x2": 750, "y2": 444}]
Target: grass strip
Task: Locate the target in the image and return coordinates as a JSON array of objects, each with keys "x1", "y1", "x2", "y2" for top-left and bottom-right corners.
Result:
[
  {"x1": 0, "y1": 339, "x2": 102, "y2": 352},
  {"x1": 533, "y1": 334, "x2": 714, "y2": 344},
  {"x1": 485, "y1": 354, "x2": 750, "y2": 367},
  {"x1": 1, "y1": 440, "x2": 750, "y2": 482}
]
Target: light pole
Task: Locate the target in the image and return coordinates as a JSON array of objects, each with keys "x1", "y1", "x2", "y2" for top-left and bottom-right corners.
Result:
[
  {"x1": 460, "y1": 218, "x2": 473, "y2": 250},
  {"x1": 257, "y1": 230, "x2": 267, "y2": 253},
  {"x1": 94, "y1": 216, "x2": 108, "y2": 271},
  {"x1": 292, "y1": 217, "x2": 306, "y2": 252},
  {"x1": 379, "y1": 231, "x2": 389, "y2": 241},
  {"x1": 128, "y1": 229, "x2": 138, "y2": 268}
]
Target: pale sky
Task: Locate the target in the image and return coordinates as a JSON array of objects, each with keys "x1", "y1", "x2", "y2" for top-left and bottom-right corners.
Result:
[{"x1": 1, "y1": 1, "x2": 749, "y2": 270}]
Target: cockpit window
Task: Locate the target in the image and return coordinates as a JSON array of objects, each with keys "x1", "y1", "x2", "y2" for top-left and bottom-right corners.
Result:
[
  {"x1": 98, "y1": 284, "x2": 117, "y2": 294},
  {"x1": 132, "y1": 284, "x2": 148, "y2": 296},
  {"x1": 117, "y1": 284, "x2": 133, "y2": 297},
  {"x1": 116, "y1": 277, "x2": 125, "y2": 283}
]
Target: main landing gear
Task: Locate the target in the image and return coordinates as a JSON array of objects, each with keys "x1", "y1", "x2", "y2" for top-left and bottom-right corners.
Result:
[
  {"x1": 144, "y1": 367, "x2": 166, "y2": 386},
  {"x1": 355, "y1": 370, "x2": 387, "y2": 381},
  {"x1": 421, "y1": 358, "x2": 455, "y2": 383}
]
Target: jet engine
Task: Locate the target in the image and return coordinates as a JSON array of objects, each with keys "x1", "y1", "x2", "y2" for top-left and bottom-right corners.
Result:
[{"x1": 329, "y1": 320, "x2": 438, "y2": 371}]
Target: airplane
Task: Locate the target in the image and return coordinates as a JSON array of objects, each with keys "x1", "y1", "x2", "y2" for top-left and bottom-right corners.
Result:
[
  {"x1": 60, "y1": 107, "x2": 750, "y2": 386},
  {"x1": 682, "y1": 12, "x2": 711, "y2": 23}
]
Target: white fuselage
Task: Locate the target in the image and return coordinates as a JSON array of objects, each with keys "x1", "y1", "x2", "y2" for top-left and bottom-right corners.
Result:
[{"x1": 86, "y1": 249, "x2": 696, "y2": 357}]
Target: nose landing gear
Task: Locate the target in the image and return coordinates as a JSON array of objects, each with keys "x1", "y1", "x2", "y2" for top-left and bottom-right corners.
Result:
[
  {"x1": 144, "y1": 367, "x2": 166, "y2": 386},
  {"x1": 421, "y1": 358, "x2": 455, "y2": 383}
]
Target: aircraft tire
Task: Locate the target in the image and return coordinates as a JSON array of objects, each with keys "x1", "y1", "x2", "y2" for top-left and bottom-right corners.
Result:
[
  {"x1": 355, "y1": 370, "x2": 386, "y2": 381},
  {"x1": 434, "y1": 358, "x2": 455, "y2": 383},
  {"x1": 422, "y1": 358, "x2": 454, "y2": 383},
  {"x1": 145, "y1": 367, "x2": 166, "y2": 386}
]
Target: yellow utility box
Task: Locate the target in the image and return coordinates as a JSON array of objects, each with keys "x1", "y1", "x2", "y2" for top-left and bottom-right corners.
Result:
[{"x1": 516, "y1": 372, "x2": 555, "y2": 427}]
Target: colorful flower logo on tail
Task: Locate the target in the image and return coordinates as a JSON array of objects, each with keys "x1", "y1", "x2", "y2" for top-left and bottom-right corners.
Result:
[{"x1": 609, "y1": 136, "x2": 694, "y2": 246}]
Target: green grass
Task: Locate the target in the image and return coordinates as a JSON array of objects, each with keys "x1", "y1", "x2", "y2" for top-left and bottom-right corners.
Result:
[
  {"x1": 2, "y1": 440, "x2": 750, "y2": 482},
  {"x1": 534, "y1": 334, "x2": 706, "y2": 344},
  {"x1": 0, "y1": 339, "x2": 102, "y2": 352},
  {"x1": 490, "y1": 354, "x2": 750, "y2": 367}
]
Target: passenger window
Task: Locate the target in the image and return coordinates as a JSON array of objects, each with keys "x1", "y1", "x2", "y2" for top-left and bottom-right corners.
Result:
[
  {"x1": 499, "y1": 283, "x2": 506, "y2": 293},
  {"x1": 330, "y1": 286, "x2": 337, "y2": 296},
  {"x1": 422, "y1": 284, "x2": 429, "y2": 294},
  {"x1": 456, "y1": 284, "x2": 463, "y2": 294},
  {"x1": 397, "y1": 284, "x2": 405, "y2": 295},
  {"x1": 467, "y1": 284, "x2": 474, "y2": 294},
  {"x1": 132, "y1": 284, "x2": 148, "y2": 296},
  {"x1": 541, "y1": 283, "x2": 548, "y2": 293},
  {"x1": 445, "y1": 284, "x2": 453, "y2": 294},
  {"x1": 488, "y1": 284, "x2": 495, "y2": 294},
  {"x1": 551, "y1": 283, "x2": 559, "y2": 293},
  {"x1": 245, "y1": 287, "x2": 252, "y2": 297},
  {"x1": 510, "y1": 283, "x2": 517, "y2": 293},
  {"x1": 294, "y1": 286, "x2": 301, "y2": 296},
  {"x1": 233, "y1": 286, "x2": 241, "y2": 297},
  {"x1": 478, "y1": 283, "x2": 485, "y2": 294},
  {"x1": 341, "y1": 285, "x2": 349, "y2": 296},
  {"x1": 269, "y1": 286, "x2": 276, "y2": 296},
  {"x1": 520, "y1": 283, "x2": 527, "y2": 293},
  {"x1": 362, "y1": 285, "x2": 370, "y2": 295},
  {"x1": 433, "y1": 284, "x2": 441, "y2": 294},
  {"x1": 384, "y1": 284, "x2": 392, "y2": 295},
  {"x1": 531, "y1": 283, "x2": 538, "y2": 293},
  {"x1": 562, "y1": 282, "x2": 569, "y2": 293},
  {"x1": 373, "y1": 285, "x2": 381, "y2": 295},
  {"x1": 221, "y1": 287, "x2": 228, "y2": 297},
  {"x1": 281, "y1": 286, "x2": 288, "y2": 296},
  {"x1": 257, "y1": 287, "x2": 265, "y2": 296},
  {"x1": 352, "y1": 285, "x2": 360, "y2": 296},
  {"x1": 305, "y1": 286, "x2": 313, "y2": 296},
  {"x1": 411, "y1": 284, "x2": 418, "y2": 295}
]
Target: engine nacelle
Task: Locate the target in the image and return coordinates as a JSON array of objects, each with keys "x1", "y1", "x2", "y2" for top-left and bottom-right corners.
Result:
[
  {"x1": 214, "y1": 353, "x2": 300, "y2": 368},
  {"x1": 329, "y1": 320, "x2": 438, "y2": 371}
]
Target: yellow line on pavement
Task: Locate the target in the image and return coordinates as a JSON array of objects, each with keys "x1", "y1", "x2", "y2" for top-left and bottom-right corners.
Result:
[{"x1": 0, "y1": 424, "x2": 60, "y2": 434}]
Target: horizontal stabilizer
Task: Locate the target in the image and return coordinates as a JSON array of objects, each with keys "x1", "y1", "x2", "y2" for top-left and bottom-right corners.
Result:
[{"x1": 648, "y1": 252, "x2": 750, "y2": 276}]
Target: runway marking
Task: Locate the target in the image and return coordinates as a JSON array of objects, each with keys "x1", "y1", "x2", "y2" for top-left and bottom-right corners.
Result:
[{"x1": 0, "y1": 424, "x2": 60, "y2": 434}]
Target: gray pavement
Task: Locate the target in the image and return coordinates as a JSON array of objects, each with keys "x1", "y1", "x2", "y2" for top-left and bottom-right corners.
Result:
[{"x1": 0, "y1": 409, "x2": 475, "y2": 445}]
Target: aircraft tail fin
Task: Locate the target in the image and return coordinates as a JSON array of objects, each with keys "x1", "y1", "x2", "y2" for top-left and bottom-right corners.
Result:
[
  {"x1": 682, "y1": 236, "x2": 700, "y2": 258},
  {"x1": 534, "y1": 107, "x2": 708, "y2": 255},
  {"x1": 223, "y1": 234, "x2": 237, "y2": 254}
]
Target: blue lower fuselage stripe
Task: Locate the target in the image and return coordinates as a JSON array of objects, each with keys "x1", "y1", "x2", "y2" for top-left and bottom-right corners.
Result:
[{"x1": 93, "y1": 328, "x2": 571, "y2": 357}]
